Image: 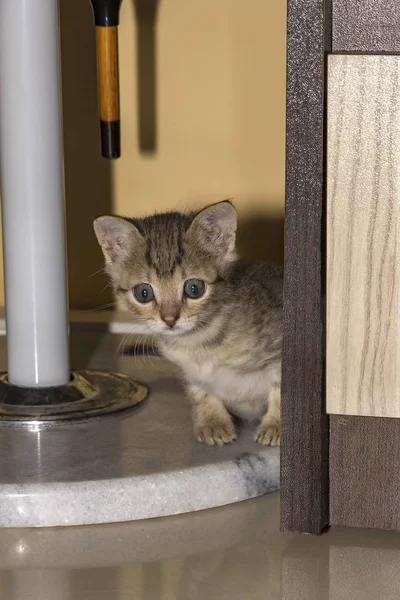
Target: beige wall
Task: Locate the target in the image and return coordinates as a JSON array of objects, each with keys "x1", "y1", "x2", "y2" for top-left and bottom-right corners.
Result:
[{"x1": 0, "y1": 0, "x2": 286, "y2": 308}]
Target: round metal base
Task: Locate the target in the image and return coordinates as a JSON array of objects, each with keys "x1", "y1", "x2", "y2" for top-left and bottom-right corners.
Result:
[
  {"x1": 0, "y1": 333, "x2": 280, "y2": 528},
  {"x1": 0, "y1": 370, "x2": 148, "y2": 426}
]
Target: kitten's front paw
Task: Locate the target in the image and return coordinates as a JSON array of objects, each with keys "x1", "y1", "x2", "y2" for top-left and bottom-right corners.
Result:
[
  {"x1": 195, "y1": 419, "x2": 237, "y2": 446},
  {"x1": 254, "y1": 423, "x2": 281, "y2": 447}
]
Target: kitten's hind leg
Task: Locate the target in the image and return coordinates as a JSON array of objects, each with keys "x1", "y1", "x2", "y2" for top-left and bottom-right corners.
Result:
[
  {"x1": 187, "y1": 384, "x2": 237, "y2": 446},
  {"x1": 254, "y1": 384, "x2": 281, "y2": 447}
]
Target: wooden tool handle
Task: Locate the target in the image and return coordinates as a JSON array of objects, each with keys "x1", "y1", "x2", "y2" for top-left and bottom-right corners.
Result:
[
  {"x1": 95, "y1": 26, "x2": 120, "y2": 159},
  {"x1": 90, "y1": 1, "x2": 123, "y2": 159}
]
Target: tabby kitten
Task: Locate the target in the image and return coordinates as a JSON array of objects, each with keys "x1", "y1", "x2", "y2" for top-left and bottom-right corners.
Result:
[{"x1": 94, "y1": 201, "x2": 283, "y2": 446}]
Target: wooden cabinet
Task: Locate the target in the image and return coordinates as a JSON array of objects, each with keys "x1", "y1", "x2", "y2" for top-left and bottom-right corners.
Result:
[{"x1": 281, "y1": 1, "x2": 400, "y2": 533}]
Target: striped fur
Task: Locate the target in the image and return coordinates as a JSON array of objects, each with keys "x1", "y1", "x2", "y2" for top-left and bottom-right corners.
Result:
[{"x1": 94, "y1": 201, "x2": 282, "y2": 446}]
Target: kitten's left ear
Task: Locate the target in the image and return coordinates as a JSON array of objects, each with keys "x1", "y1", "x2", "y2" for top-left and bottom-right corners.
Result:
[{"x1": 189, "y1": 201, "x2": 237, "y2": 256}]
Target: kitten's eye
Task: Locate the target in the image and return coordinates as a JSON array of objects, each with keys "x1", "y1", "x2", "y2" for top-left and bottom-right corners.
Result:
[
  {"x1": 133, "y1": 283, "x2": 154, "y2": 303},
  {"x1": 184, "y1": 279, "x2": 206, "y2": 299}
]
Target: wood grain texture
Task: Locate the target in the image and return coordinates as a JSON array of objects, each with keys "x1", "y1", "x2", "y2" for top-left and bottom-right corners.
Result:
[
  {"x1": 332, "y1": 0, "x2": 400, "y2": 53},
  {"x1": 280, "y1": 0, "x2": 329, "y2": 534},
  {"x1": 95, "y1": 26, "x2": 120, "y2": 122},
  {"x1": 327, "y1": 55, "x2": 400, "y2": 418},
  {"x1": 330, "y1": 415, "x2": 400, "y2": 530}
]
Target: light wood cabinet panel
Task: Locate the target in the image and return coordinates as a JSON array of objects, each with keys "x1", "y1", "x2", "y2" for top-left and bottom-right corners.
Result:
[{"x1": 327, "y1": 55, "x2": 400, "y2": 417}]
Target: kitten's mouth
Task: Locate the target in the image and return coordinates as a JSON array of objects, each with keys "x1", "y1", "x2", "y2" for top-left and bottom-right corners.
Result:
[
  {"x1": 162, "y1": 322, "x2": 193, "y2": 335},
  {"x1": 164, "y1": 324, "x2": 181, "y2": 332}
]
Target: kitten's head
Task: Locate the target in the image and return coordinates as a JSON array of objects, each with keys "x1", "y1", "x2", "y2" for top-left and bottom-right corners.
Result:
[{"x1": 93, "y1": 201, "x2": 237, "y2": 336}]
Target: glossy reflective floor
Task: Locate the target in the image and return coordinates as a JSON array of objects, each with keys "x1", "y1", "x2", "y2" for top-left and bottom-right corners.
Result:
[{"x1": 1, "y1": 491, "x2": 400, "y2": 599}]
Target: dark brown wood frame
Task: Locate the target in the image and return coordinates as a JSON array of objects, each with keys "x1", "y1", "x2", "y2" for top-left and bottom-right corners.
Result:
[
  {"x1": 280, "y1": 0, "x2": 329, "y2": 534},
  {"x1": 328, "y1": 0, "x2": 400, "y2": 534}
]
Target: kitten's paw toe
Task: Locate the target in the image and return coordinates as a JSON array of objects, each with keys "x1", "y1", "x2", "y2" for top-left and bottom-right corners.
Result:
[
  {"x1": 195, "y1": 421, "x2": 237, "y2": 446},
  {"x1": 255, "y1": 423, "x2": 281, "y2": 447}
]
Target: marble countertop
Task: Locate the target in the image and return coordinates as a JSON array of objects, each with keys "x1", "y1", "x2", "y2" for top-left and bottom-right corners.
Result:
[{"x1": 0, "y1": 326, "x2": 280, "y2": 528}]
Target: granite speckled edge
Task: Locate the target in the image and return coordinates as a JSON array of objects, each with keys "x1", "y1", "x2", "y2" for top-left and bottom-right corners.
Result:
[
  {"x1": 0, "y1": 318, "x2": 280, "y2": 528},
  {"x1": 1, "y1": 449, "x2": 279, "y2": 528}
]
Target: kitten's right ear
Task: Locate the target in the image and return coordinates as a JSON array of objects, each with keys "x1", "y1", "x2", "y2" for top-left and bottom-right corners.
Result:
[{"x1": 93, "y1": 216, "x2": 141, "y2": 264}]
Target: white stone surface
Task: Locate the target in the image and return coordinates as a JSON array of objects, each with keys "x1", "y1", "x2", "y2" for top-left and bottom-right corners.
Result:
[{"x1": 0, "y1": 328, "x2": 280, "y2": 528}]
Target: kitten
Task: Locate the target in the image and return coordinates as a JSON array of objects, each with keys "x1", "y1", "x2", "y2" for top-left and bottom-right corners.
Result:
[{"x1": 94, "y1": 201, "x2": 282, "y2": 446}]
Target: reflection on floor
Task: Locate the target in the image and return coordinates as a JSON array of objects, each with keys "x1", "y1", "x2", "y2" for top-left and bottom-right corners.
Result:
[{"x1": 1, "y1": 492, "x2": 400, "y2": 600}]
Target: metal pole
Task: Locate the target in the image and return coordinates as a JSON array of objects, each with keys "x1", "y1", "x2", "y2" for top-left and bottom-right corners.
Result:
[{"x1": 0, "y1": 0, "x2": 70, "y2": 387}]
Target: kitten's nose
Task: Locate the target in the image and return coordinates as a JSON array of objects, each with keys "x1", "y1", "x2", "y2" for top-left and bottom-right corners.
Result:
[{"x1": 162, "y1": 315, "x2": 179, "y2": 328}]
